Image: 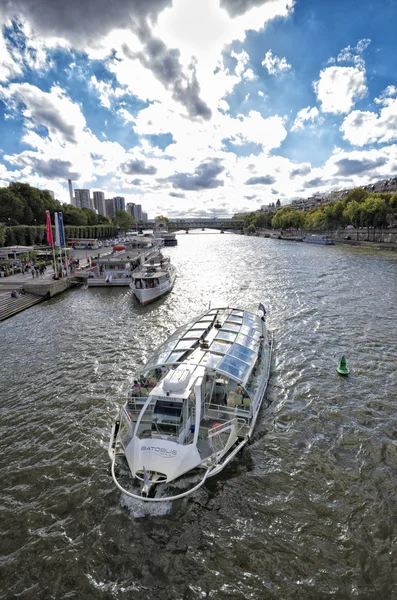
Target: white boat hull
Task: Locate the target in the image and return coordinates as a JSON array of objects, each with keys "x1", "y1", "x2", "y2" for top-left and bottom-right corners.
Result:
[
  {"x1": 131, "y1": 270, "x2": 176, "y2": 305},
  {"x1": 87, "y1": 277, "x2": 132, "y2": 287}
]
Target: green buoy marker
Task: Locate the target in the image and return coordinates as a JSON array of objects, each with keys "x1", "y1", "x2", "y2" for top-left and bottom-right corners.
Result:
[{"x1": 337, "y1": 355, "x2": 349, "y2": 375}]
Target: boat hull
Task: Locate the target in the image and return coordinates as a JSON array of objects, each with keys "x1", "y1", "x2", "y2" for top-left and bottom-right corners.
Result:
[{"x1": 131, "y1": 270, "x2": 176, "y2": 305}]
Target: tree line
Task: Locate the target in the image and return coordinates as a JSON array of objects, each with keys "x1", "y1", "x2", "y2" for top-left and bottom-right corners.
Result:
[
  {"x1": 239, "y1": 188, "x2": 397, "y2": 237},
  {"x1": 0, "y1": 182, "x2": 138, "y2": 246}
]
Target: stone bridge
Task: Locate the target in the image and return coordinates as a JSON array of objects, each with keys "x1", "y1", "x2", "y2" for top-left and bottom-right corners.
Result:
[{"x1": 147, "y1": 218, "x2": 244, "y2": 231}]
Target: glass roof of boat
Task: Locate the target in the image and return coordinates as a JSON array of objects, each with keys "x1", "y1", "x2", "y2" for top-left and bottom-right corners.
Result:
[{"x1": 143, "y1": 307, "x2": 264, "y2": 384}]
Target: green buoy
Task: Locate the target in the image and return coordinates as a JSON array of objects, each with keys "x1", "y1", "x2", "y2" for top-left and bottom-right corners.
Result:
[{"x1": 337, "y1": 355, "x2": 349, "y2": 375}]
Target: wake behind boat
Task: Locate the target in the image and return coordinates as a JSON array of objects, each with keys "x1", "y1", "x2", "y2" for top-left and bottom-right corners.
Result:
[
  {"x1": 108, "y1": 304, "x2": 272, "y2": 502},
  {"x1": 130, "y1": 255, "x2": 176, "y2": 305}
]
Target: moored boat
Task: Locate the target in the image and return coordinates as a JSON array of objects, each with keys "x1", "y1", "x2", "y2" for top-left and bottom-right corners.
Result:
[
  {"x1": 87, "y1": 238, "x2": 161, "y2": 287},
  {"x1": 130, "y1": 255, "x2": 176, "y2": 305},
  {"x1": 302, "y1": 235, "x2": 335, "y2": 245},
  {"x1": 108, "y1": 304, "x2": 272, "y2": 502}
]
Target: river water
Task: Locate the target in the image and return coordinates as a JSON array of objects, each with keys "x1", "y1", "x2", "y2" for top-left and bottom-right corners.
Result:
[{"x1": 1, "y1": 233, "x2": 397, "y2": 600}]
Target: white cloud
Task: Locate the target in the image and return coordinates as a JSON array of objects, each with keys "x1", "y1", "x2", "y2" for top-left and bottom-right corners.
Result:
[
  {"x1": 313, "y1": 66, "x2": 367, "y2": 114},
  {"x1": 261, "y1": 50, "x2": 291, "y2": 76},
  {"x1": 336, "y1": 38, "x2": 371, "y2": 69},
  {"x1": 291, "y1": 106, "x2": 320, "y2": 131},
  {"x1": 340, "y1": 98, "x2": 397, "y2": 146},
  {"x1": 374, "y1": 85, "x2": 397, "y2": 105},
  {"x1": 89, "y1": 75, "x2": 125, "y2": 109},
  {"x1": 0, "y1": 30, "x2": 23, "y2": 82}
]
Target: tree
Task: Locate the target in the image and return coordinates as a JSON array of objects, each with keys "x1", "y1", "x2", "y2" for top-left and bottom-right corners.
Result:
[
  {"x1": 0, "y1": 188, "x2": 25, "y2": 223},
  {"x1": 360, "y1": 196, "x2": 388, "y2": 240},
  {"x1": 343, "y1": 200, "x2": 362, "y2": 240},
  {"x1": 112, "y1": 209, "x2": 133, "y2": 231},
  {"x1": 0, "y1": 224, "x2": 5, "y2": 247}
]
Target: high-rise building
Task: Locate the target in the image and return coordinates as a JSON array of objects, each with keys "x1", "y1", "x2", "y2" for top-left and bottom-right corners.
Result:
[
  {"x1": 74, "y1": 189, "x2": 93, "y2": 210},
  {"x1": 133, "y1": 204, "x2": 142, "y2": 221},
  {"x1": 142, "y1": 212, "x2": 148, "y2": 222},
  {"x1": 44, "y1": 190, "x2": 55, "y2": 199},
  {"x1": 93, "y1": 191, "x2": 106, "y2": 216},
  {"x1": 105, "y1": 198, "x2": 115, "y2": 219},
  {"x1": 113, "y1": 196, "x2": 125, "y2": 212},
  {"x1": 68, "y1": 179, "x2": 74, "y2": 205},
  {"x1": 126, "y1": 202, "x2": 135, "y2": 217}
]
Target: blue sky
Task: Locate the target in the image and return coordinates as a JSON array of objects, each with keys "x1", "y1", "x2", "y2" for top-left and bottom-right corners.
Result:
[{"x1": 1, "y1": 0, "x2": 397, "y2": 218}]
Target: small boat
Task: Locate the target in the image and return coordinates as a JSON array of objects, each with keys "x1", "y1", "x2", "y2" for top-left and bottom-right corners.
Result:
[
  {"x1": 130, "y1": 256, "x2": 176, "y2": 305},
  {"x1": 302, "y1": 235, "x2": 335, "y2": 245},
  {"x1": 109, "y1": 304, "x2": 272, "y2": 502},
  {"x1": 87, "y1": 237, "x2": 161, "y2": 287}
]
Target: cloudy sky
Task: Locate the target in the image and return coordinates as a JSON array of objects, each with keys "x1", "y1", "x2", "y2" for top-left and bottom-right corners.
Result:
[{"x1": 1, "y1": 0, "x2": 397, "y2": 218}]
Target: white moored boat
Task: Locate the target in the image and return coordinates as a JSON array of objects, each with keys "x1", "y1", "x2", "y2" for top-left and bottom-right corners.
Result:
[
  {"x1": 302, "y1": 235, "x2": 335, "y2": 245},
  {"x1": 109, "y1": 304, "x2": 272, "y2": 502},
  {"x1": 130, "y1": 256, "x2": 176, "y2": 305}
]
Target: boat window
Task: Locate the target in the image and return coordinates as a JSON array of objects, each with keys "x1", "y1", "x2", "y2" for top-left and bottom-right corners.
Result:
[
  {"x1": 191, "y1": 323, "x2": 208, "y2": 330},
  {"x1": 166, "y1": 351, "x2": 187, "y2": 363},
  {"x1": 240, "y1": 325, "x2": 261, "y2": 340},
  {"x1": 175, "y1": 339, "x2": 198, "y2": 350},
  {"x1": 231, "y1": 310, "x2": 244, "y2": 317},
  {"x1": 235, "y1": 333, "x2": 257, "y2": 350},
  {"x1": 218, "y1": 355, "x2": 250, "y2": 382},
  {"x1": 229, "y1": 343, "x2": 255, "y2": 364},
  {"x1": 227, "y1": 316, "x2": 243, "y2": 324},
  {"x1": 216, "y1": 331, "x2": 237, "y2": 343},
  {"x1": 221, "y1": 323, "x2": 240, "y2": 333},
  {"x1": 243, "y1": 313, "x2": 260, "y2": 327},
  {"x1": 201, "y1": 353, "x2": 222, "y2": 368},
  {"x1": 182, "y1": 332, "x2": 202, "y2": 340},
  {"x1": 210, "y1": 340, "x2": 232, "y2": 355}
]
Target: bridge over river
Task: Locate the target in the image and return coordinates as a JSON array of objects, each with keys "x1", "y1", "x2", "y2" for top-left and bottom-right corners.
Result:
[{"x1": 146, "y1": 218, "x2": 244, "y2": 232}]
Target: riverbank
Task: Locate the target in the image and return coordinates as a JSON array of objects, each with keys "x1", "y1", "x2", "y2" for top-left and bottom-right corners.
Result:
[
  {"x1": 0, "y1": 247, "x2": 111, "y2": 321},
  {"x1": 254, "y1": 228, "x2": 397, "y2": 251}
]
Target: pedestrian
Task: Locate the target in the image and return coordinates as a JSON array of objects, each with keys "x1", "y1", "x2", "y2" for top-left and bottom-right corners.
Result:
[{"x1": 32, "y1": 268, "x2": 35, "y2": 278}]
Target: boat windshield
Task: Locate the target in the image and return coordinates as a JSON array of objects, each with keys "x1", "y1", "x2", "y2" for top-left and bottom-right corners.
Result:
[{"x1": 135, "y1": 392, "x2": 196, "y2": 445}]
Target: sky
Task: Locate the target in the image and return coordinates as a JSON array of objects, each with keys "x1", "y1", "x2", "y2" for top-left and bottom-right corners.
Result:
[{"x1": 1, "y1": 0, "x2": 397, "y2": 219}]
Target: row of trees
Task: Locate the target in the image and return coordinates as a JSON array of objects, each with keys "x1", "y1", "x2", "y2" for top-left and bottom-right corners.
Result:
[
  {"x1": 1, "y1": 224, "x2": 120, "y2": 247},
  {"x1": 241, "y1": 189, "x2": 397, "y2": 237},
  {"x1": 0, "y1": 182, "x2": 146, "y2": 247}
]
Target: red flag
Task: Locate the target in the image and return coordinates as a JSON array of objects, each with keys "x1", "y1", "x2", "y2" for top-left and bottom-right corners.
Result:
[{"x1": 46, "y1": 210, "x2": 53, "y2": 246}]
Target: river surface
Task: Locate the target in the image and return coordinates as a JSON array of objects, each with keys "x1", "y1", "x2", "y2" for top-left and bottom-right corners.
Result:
[{"x1": 1, "y1": 233, "x2": 397, "y2": 600}]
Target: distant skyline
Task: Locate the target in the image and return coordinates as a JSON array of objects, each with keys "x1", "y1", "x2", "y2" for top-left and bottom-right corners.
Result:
[{"x1": 1, "y1": 0, "x2": 397, "y2": 218}]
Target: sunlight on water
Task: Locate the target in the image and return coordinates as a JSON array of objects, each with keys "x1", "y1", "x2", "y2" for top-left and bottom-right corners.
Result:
[{"x1": 1, "y1": 233, "x2": 397, "y2": 599}]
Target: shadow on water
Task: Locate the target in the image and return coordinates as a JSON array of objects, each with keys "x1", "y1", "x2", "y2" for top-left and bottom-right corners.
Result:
[{"x1": 1, "y1": 234, "x2": 397, "y2": 599}]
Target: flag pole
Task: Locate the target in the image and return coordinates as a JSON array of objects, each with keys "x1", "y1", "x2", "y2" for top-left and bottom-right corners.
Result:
[{"x1": 46, "y1": 210, "x2": 57, "y2": 278}]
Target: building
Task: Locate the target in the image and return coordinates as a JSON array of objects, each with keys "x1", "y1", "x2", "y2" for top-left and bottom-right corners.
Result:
[
  {"x1": 133, "y1": 204, "x2": 142, "y2": 221},
  {"x1": 142, "y1": 212, "x2": 148, "y2": 222},
  {"x1": 68, "y1": 179, "x2": 74, "y2": 205},
  {"x1": 74, "y1": 189, "x2": 93, "y2": 210},
  {"x1": 44, "y1": 189, "x2": 55, "y2": 199},
  {"x1": 105, "y1": 198, "x2": 115, "y2": 219},
  {"x1": 126, "y1": 202, "x2": 135, "y2": 217},
  {"x1": 113, "y1": 196, "x2": 125, "y2": 212},
  {"x1": 93, "y1": 191, "x2": 106, "y2": 216}
]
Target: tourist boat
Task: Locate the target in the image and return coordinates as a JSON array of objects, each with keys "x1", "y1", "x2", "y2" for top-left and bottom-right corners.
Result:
[
  {"x1": 302, "y1": 235, "x2": 335, "y2": 245},
  {"x1": 87, "y1": 238, "x2": 161, "y2": 287},
  {"x1": 130, "y1": 255, "x2": 176, "y2": 305},
  {"x1": 108, "y1": 304, "x2": 272, "y2": 502},
  {"x1": 154, "y1": 228, "x2": 178, "y2": 246}
]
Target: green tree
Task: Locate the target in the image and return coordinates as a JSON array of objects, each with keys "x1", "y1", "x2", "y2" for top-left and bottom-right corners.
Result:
[
  {"x1": 0, "y1": 224, "x2": 5, "y2": 247},
  {"x1": 343, "y1": 200, "x2": 362, "y2": 239},
  {"x1": 113, "y1": 209, "x2": 133, "y2": 231},
  {"x1": 0, "y1": 188, "x2": 25, "y2": 223}
]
